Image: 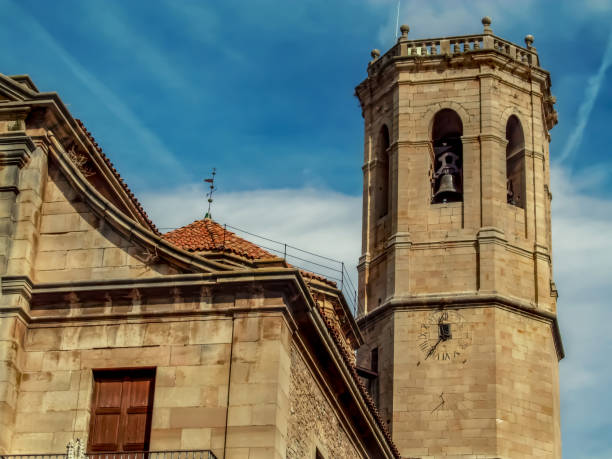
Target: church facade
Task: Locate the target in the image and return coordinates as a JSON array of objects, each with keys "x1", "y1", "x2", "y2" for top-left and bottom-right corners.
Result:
[{"x1": 0, "y1": 17, "x2": 561, "y2": 459}]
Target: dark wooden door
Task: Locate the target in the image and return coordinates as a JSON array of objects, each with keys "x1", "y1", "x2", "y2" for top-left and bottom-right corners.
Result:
[{"x1": 88, "y1": 369, "x2": 155, "y2": 452}]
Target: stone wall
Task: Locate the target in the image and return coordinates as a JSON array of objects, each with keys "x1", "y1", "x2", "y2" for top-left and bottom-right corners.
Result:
[
  {"x1": 0, "y1": 316, "x2": 26, "y2": 453},
  {"x1": 361, "y1": 306, "x2": 560, "y2": 458},
  {"x1": 494, "y1": 308, "x2": 561, "y2": 458},
  {"x1": 35, "y1": 162, "x2": 180, "y2": 283},
  {"x1": 389, "y1": 307, "x2": 497, "y2": 458},
  {"x1": 12, "y1": 315, "x2": 233, "y2": 454},
  {"x1": 286, "y1": 345, "x2": 361, "y2": 459},
  {"x1": 9, "y1": 305, "x2": 292, "y2": 459}
]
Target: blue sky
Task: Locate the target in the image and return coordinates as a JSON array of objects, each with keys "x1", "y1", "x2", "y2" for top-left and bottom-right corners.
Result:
[{"x1": 1, "y1": 0, "x2": 611, "y2": 457}]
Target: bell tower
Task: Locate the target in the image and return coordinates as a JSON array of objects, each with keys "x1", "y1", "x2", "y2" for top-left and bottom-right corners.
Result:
[{"x1": 355, "y1": 18, "x2": 563, "y2": 458}]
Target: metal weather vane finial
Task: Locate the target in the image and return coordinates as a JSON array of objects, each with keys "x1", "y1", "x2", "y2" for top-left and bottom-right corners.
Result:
[{"x1": 204, "y1": 168, "x2": 216, "y2": 219}]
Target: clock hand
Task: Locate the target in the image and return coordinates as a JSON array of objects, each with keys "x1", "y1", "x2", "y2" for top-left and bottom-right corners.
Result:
[{"x1": 425, "y1": 338, "x2": 442, "y2": 360}]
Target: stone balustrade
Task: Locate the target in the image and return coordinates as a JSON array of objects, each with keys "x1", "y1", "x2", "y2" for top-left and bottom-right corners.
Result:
[{"x1": 368, "y1": 17, "x2": 539, "y2": 75}]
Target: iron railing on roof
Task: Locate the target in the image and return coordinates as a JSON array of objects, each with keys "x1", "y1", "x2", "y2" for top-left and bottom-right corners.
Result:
[
  {"x1": 223, "y1": 224, "x2": 359, "y2": 317},
  {"x1": 159, "y1": 222, "x2": 361, "y2": 316},
  {"x1": 2, "y1": 451, "x2": 217, "y2": 459}
]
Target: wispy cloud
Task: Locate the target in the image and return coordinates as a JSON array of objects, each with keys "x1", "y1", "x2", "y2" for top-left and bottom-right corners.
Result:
[
  {"x1": 78, "y1": 2, "x2": 194, "y2": 92},
  {"x1": 162, "y1": 1, "x2": 245, "y2": 64},
  {"x1": 551, "y1": 164, "x2": 612, "y2": 458},
  {"x1": 558, "y1": 30, "x2": 612, "y2": 163},
  {"x1": 372, "y1": 0, "x2": 533, "y2": 48},
  {"x1": 5, "y1": 1, "x2": 187, "y2": 177}
]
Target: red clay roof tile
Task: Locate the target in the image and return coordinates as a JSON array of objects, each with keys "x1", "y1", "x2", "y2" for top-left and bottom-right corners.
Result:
[
  {"x1": 75, "y1": 119, "x2": 159, "y2": 234},
  {"x1": 163, "y1": 218, "x2": 275, "y2": 260}
]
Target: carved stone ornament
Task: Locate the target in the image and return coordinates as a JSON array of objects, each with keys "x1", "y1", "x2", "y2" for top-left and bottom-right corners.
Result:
[{"x1": 67, "y1": 146, "x2": 96, "y2": 177}]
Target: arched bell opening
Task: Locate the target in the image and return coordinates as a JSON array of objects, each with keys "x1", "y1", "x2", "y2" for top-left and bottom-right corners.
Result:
[
  {"x1": 431, "y1": 109, "x2": 463, "y2": 204},
  {"x1": 506, "y1": 115, "x2": 526, "y2": 208},
  {"x1": 376, "y1": 124, "x2": 390, "y2": 218}
]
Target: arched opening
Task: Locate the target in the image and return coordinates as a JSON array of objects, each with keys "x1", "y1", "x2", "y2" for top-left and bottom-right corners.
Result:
[
  {"x1": 506, "y1": 115, "x2": 525, "y2": 208},
  {"x1": 376, "y1": 125, "x2": 390, "y2": 217},
  {"x1": 431, "y1": 109, "x2": 463, "y2": 203}
]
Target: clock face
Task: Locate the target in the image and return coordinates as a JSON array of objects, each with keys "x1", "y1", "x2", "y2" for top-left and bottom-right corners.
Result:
[{"x1": 418, "y1": 310, "x2": 471, "y2": 362}]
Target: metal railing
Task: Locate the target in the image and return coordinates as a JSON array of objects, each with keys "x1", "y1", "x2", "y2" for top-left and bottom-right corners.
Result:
[
  {"x1": 159, "y1": 222, "x2": 361, "y2": 316},
  {"x1": 223, "y1": 223, "x2": 359, "y2": 316},
  {"x1": 2, "y1": 451, "x2": 217, "y2": 459}
]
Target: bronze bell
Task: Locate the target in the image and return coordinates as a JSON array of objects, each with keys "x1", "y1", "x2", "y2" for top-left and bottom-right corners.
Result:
[{"x1": 434, "y1": 172, "x2": 461, "y2": 202}]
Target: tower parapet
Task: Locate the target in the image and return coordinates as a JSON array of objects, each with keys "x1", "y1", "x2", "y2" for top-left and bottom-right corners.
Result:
[{"x1": 361, "y1": 18, "x2": 557, "y2": 130}]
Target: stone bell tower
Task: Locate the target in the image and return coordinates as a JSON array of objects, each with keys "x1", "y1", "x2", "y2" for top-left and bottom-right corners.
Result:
[{"x1": 355, "y1": 18, "x2": 563, "y2": 458}]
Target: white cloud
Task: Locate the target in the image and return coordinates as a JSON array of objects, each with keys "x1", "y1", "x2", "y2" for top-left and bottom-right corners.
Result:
[
  {"x1": 551, "y1": 164, "x2": 612, "y2": 453},
  {"x1": 558, "y1": 30, "x2": 612, "y2": 163},
  {"x1": 371, "y1": 0, "x2": 535, "y2": 48},
  {"x1": 162, "y1": 1, "x2": 246, "y2": 64}
]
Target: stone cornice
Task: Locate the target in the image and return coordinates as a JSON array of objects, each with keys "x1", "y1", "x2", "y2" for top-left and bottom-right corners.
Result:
[
  {"x1": 16, "y1": 268, "x2": 363, "y2": 346},
  {"x1": 0, "y1": 134, "x2": 35, "y2": 167},
  {"x1": 357, "y1": 292, "x2": 564, "y2": 360},
  {"x1": 411, "y1": 239, "x2": 476, "y2": 250},
  {"x1": 358, "y1": 61, "x2": 553, "y2": 122},
  {"x1": 1, "y1": 275, "x2": 33, "y2": 300},
  {"x1": 0, "y1": 106, "x2": 31, "y2": 121},
  {"x1": 396, "y1": 140, "x2": 430, "y2": 147},
  {"x1": 0, "y1": 74, "x2": 39, "y2": 101},
  {"x1": 477, "y1": 226, "x2": 507, "y2": 244},
  {"x1": 477, "y1": 133, "x2": 508, "y2": 146},
  {"x1": 363, "y1": 229, "x2": 540, "y2": 261},
  {"x1": 395, "y1": 134, "x2": 507, "y2": 148},
  {"x1": 385, "y1": 232, "x2": 411, "y2": 249},
  {"x1": 525, "y1": 148, "x2": 545, "y2": 160}
]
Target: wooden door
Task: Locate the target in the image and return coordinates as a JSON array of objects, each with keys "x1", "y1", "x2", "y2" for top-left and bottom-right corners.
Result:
[{"x1": 88, "y1": 369, "x2": 155, "y2": 452}]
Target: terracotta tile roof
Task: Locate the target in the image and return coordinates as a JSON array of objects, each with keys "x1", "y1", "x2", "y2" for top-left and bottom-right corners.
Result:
[
  {"x1": 299, "y1": 269, "x2": 336, "y2": 287},
  {"x1": 163, "y1": 218, "x2": 275, "y2": 260},
  {"x1": 165, "y1": 220, "x2": 339, "y2": 289},
  {"x1": 75, "y1": 119, "x2": 159, "y2": 234}
]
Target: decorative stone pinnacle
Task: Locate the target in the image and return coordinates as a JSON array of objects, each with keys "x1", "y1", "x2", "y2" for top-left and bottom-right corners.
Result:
[
  {"x1": 398, "y1": 24, "x2": 410, "y2": 43},
  {"x1": 482, "y1": 16, "x2": 492, "y2": 34},
  {"x1": 371, "y1": 49, "x2": 381, "y2": 61},
  {"x1": 525, "y1": 34, "x2": 534, "y2": 48}
]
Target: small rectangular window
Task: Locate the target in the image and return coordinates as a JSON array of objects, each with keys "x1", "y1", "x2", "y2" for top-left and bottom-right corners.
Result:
[
  {"x1": 88, "y1": 368, "x2": 155, "y2": 452},
  {"x1": 369, "y1": 348, "x2": 379, "y2": 407}
]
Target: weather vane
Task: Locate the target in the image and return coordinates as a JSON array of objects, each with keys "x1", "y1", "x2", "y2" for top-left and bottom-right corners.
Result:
[{"x1": 204, "y1": 168, "x2": 216, "y2": 219}]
